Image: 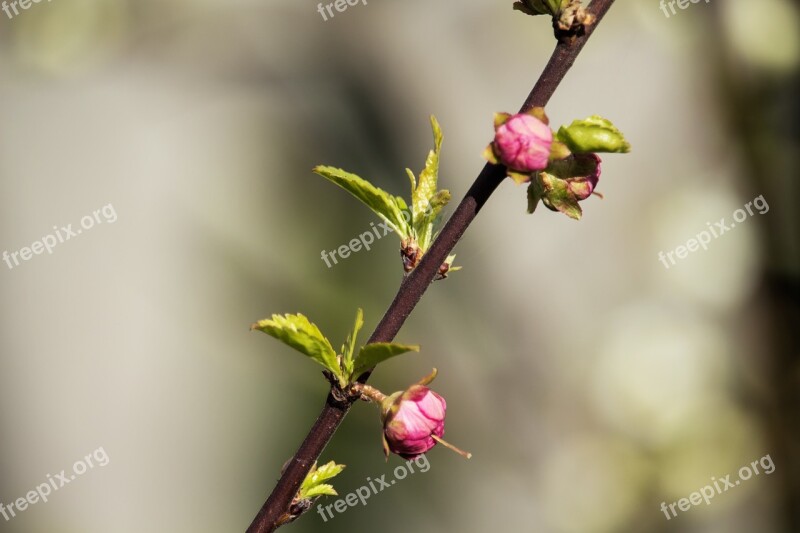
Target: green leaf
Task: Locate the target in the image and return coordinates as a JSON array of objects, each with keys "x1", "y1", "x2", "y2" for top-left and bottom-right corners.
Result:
[
  {"x1": 341, "y1": 308, "x2": 364, "y2": 378},
  {"x1": 252, "y1": 313, "x2": 341, "y2": 377},
  {"x1": 556, "y1": 116, "x2": 631, "y2": 154},
  {"x1": 415, "y1": 189, "x2": 451, "y2": 252},
  {"x1": 512, "y1": 1, "x2": 538, "y2": 15},
  {"x1": 353, "y1": 342, "x2": 420, "y2": 377},
  {"x1": 411, "y1": 116, "x2": 445, "y2": 229},
  {"x1": 408, "y1": 116, "x2": 451, "y2": 253},
  {"x1": 513, "y1": 0, "x2": 565, "y2": 16},
  {"x1": 405, "y1": 168, "x2": 417, "y2": 198},
  {"x1": 302, "y1": 461, "x2": 345, "y2": 488},
  {"x1": 299, "y1": 461, "x2": 345, "y2": 500},
  {"x1": 303, "y1": 484, "x2": 337, "y2": 499},
  {"x1": 313, "y1": 166, "x2": 411, "y2": 238},
  {"x1": 538, "y1": 172, "x2": 583, "y2": 220}
]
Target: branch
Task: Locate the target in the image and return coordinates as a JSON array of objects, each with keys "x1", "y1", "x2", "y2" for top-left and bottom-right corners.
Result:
[{"x1": 246, "y1": 1, "x2": 616, "y2": 530}]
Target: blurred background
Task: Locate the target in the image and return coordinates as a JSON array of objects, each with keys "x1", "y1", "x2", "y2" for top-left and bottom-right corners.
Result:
[{"x1": 1, "y1": 0, "x2": 799, "y2": 531}]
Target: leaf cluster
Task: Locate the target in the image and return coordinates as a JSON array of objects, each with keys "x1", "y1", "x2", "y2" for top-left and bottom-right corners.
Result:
[{"x1": 252, "y1": 310, "x2": 419, "y2": 387}]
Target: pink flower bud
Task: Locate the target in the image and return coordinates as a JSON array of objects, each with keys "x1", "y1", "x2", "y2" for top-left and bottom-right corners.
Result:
[
  {"x1": 492, "y1": 113, "x2": 553, "y2": 172},
  {"x1": 381, "y1": 385, "x2": 446, "y2": 459}
]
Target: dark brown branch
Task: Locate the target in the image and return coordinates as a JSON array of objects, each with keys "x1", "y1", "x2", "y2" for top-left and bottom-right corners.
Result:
[{"x1": 246, "y1": 1, "x2": 616, "y2": 530}]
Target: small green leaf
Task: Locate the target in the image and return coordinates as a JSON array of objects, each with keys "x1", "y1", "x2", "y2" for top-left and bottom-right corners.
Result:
[
  {"x1": 407, "y1": 116, "x2": 452, "y2": 255},
  {"x1": 299, "y1": 461, "x2": 345, "y2": 500},
  {"x1": 302, "y1": 461, "x2": 345, "y2": 489},
  {"x1": 395, "y1": 195, "x2": 410, "y2": 217},
  {"x1": 513, "y1": 0, "x2": 565, "y2": 16},
  {"x1": 406, "y1": 168, "x2": 417, "y2": 197},
  {"x1": 252, "y1": 313, "x2": 340, "y2": 377},
  {"x1": 313, "y1": 166, "x2": 411, "y2": 238},
  {"x1": 304, "y1": 484, "x2": 337, "y2": 498},
  {"x1": 341, "y1": 308, "x2": 364, "y2": 378},
  {"x1": 353, "y1": 342, "x2": 420, "y2": 377},
  {"x1": 415, "y1": 189, "x2": 451, "y2": 252},
  {"x1": 429, "y1": 189, "x2": 451, "y2": 212},
  {"x1": 443, "y1": 254, "x2": 461, "y2": 275},
  {"x1": 411, "y1": 116, "x2": 444, "y2": 227},
  {"x1": 512, "y1": 1, "x2": 538, "y2": 16},
  {"x1": 556, "y1": 116, "x2": 631, "y2": 154}
]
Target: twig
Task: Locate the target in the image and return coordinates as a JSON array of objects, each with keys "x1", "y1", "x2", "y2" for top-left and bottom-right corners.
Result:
[{"x1": 246, "y1": 1, "x2": 616, "y2": 530}]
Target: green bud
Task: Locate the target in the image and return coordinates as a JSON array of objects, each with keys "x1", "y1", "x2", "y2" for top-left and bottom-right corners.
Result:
[{"x1": 556, "y1": 115, "x2": 631, "y2": 154}]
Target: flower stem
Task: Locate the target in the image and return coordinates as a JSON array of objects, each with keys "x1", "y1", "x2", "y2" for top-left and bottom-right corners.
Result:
[
  {"x1": 352, "y1": 383, "x2": 387, "y2": 404},
  {"x1": 246, "y1": 2, "x2": 617, "y2": 531}
]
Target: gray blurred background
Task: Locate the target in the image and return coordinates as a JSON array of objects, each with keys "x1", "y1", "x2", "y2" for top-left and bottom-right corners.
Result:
[{"x1": 1, "y1": 0, "x2": 799, "y2": 531}]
